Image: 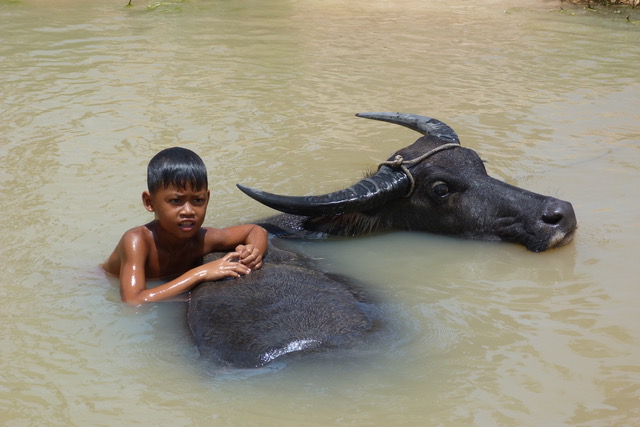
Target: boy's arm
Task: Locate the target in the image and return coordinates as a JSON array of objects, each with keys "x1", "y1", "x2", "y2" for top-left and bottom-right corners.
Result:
[
  {"x1": 117, "y1": 230, "x2": 152, "y2": 305},
  {"x1": 118, "y1": 230, "x2": 250, "y2": 306},
  {"x1": 207, "y1": 224, "x2": 268, "y2": 270}
]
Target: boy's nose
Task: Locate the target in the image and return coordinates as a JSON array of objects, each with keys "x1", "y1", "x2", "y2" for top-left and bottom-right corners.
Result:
[{"x1": 180, "y1": 202, "x2": 196, "y2": 215}]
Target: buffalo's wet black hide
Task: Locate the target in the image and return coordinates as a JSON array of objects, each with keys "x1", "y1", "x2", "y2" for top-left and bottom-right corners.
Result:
[{"x1": 187, "y1": 240, "x2": 377, "y2": 368}]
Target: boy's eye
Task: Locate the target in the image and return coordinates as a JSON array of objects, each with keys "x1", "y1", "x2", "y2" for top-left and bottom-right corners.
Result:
[{"x1": 169, "y1": 198, "x2": 182, "y2": 204}]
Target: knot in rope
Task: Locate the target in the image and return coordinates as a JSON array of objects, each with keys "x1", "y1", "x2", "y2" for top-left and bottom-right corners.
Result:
[
  {"x1": 389, "y1": 154, "x2": 405, "y2": 168},
  {"x1": 378, "y1": 143, "x2": 462, "y2": 197}
]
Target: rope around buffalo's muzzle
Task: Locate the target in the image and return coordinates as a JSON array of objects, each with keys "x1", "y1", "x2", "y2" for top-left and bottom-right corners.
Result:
[{"x1": 378, "y1": 143, "x2": 462, "y2": 197}]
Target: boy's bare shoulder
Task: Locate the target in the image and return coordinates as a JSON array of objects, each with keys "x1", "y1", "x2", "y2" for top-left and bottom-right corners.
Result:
[
  {"x1": 200, "y1": 225, "x2": 221, "y2": 242},
  {"x1": 102, "y1": 225, "x2": 152, "y2": 275},
  {"x1": 112, "y1": 224, "x2": 155, "y2": 262},
  {"x1": 200, "y1": 225, "x2": 239, "y2": 250},
  {"x1": 120, "y1": 224, "x2": 153, "y2": 246}
]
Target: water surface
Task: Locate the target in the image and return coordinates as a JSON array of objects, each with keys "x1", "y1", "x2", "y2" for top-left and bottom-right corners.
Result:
[{"x1": 1, "y1": 0, "x2": 639, "y2": 425}]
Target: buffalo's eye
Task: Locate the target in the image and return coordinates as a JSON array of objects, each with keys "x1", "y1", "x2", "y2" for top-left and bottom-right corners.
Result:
[{"x1": 431, "y1": 181, "x2": 450, "y2": 198}]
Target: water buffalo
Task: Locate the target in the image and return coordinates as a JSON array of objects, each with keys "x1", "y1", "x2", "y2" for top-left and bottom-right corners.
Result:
[
  {"x1": 187, "y1": 112, "x2": 577, "y2": 367},
  {"x1": 239, "y1": 112, "x2": 577, "y2": 252},
  {"x1": 188, "y1": 241, "x2": 380, "y2": 368}
]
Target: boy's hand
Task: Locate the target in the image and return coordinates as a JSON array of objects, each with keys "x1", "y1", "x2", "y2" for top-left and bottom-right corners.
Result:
[
  {"x1": 200, "y1": 252, "x2": 251, "y2": 281},
  {"x1": 235, "y1": 244, "x2": 264, "y2": 270}
]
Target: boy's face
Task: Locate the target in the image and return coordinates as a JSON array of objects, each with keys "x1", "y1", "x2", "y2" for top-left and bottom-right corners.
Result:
[{"x1": 142, "y1": 184, "x2": 210, "y2": 240}]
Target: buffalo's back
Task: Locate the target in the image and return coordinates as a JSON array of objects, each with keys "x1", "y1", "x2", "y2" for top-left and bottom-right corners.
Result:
[{"x1": 187, "y1": 243, "x2": 374, "y2": 368}]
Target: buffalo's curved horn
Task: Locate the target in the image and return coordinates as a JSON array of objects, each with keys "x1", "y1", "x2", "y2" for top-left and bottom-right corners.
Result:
[
  {"x1": 356, "y1": 112, "x2": 460, "y2": 144},
  {"x1": 237, "y1": 165, "x2": 410, "y2": 217}
]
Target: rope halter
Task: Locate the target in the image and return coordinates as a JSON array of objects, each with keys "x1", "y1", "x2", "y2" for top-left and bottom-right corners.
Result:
[{"x1": 378, "y1": 143, "x2": 462, "y2": 197}]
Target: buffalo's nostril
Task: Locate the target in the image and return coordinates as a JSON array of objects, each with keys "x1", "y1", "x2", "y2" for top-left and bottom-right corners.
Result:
[
  {"x1": 542, "y1": 200, "x2": 577, "y2": 229},
  {"x1": 542, "y1": 212, "x2": 563, "y2": 225}
]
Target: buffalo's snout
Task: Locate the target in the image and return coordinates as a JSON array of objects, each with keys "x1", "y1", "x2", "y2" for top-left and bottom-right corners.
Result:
[
  {"x1": 540, "y1": 199, "x2": 577, "y2": 250},
  {"x1": 542, "y1": 199, "x2": 576, "y2": 228}
]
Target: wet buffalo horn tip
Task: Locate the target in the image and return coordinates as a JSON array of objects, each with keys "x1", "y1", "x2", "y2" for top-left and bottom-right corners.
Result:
[{"x1": 356, "y1": 112, "x2": 460, "y2": 144}]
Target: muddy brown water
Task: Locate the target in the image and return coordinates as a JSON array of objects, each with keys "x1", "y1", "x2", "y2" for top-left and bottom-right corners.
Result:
[{"x1": 1, "y1": 0, "x2": 639, "y2": 425}]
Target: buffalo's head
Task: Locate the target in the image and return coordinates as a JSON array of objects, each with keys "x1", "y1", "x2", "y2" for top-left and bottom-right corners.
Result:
[{"x1": 238, "y1": 112, "x2": 577, "y2": 252}]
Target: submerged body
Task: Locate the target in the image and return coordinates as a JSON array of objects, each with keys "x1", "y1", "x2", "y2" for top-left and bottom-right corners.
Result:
[{"x1": 188, "y1": 241, "x2": 376, "y2": 368}]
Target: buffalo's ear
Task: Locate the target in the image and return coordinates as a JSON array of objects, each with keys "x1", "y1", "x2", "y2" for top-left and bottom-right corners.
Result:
[{"x1": 236, "y1": 165, "x2": 410, "y2": 217}]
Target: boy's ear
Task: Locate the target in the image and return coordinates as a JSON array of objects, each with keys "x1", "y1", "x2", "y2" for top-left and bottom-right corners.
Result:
[{"x1": 142, "y1": 191, "x2": 155, "y2": 212}]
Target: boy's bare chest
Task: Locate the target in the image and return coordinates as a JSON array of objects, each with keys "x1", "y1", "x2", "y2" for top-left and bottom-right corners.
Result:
[{"x1": 146, "y1": 243, "x2": 204, "y2": 279}]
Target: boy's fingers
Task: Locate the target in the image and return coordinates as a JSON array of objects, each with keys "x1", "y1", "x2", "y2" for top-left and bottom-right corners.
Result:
[
  {"x1": 235, "y1": 244, "x2": 252, "y2": 256},
  {"x1": 233, "y1": 264, "x2": 251, "y2": 276},
  {"x1": 222, "y1": 251, "x2": 241, "y2": 261},
  {"x1": 240, "y1": 252, "x2": 257, "y2": 263}
]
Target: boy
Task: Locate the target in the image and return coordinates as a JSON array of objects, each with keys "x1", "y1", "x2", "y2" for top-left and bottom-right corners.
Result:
[{"x1": 102, "y1": 147, "x2": 268, "y2": 306}]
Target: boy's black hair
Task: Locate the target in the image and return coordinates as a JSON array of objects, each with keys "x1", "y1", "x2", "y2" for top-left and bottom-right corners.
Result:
[{"x1": 147, "y1": 147, "x2": 208, "y2": 194}]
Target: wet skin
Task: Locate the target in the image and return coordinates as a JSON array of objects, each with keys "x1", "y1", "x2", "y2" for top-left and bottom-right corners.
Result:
[{"x1": 102, "y1": 184, "x2": 268, "y2": 306}]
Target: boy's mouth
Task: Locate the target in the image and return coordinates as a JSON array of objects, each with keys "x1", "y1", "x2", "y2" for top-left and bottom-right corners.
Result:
[{"x1": 179, "y1": 221, "x2": 196, "y2": 231}]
